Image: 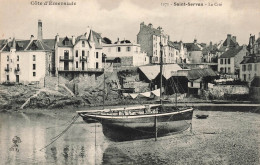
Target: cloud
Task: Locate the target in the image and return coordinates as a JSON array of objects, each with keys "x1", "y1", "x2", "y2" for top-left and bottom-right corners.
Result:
[{"x1": 0, "y1": 0, "x2": 259, "y2": 44}]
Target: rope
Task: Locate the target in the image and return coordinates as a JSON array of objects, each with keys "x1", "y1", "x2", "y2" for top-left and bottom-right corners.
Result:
[{"x1": 39, "y1": 114, "x2": 80, "y2": 151}]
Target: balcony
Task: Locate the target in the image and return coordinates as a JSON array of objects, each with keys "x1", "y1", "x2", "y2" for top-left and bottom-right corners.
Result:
[
  {"x1": 58, "y1": 67, "x2": 104, "y2": 73},
  {"x1": 4, "y1": 67, "x2": 10, "y2": 72},
  {"x1": 80, "y1": 57, "x2": 88, "y2": 62},
  {"x1": 59, "y1": 56, "x2": 74, "y2": 62}
]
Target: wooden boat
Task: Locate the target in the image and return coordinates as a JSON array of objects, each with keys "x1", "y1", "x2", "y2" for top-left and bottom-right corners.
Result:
[
  {"x1": 77, "y1": 39, "x2": 194, "y2": 142},
  {"x1": 77, "y1": 105, "x2": 193, "y2": 141}
]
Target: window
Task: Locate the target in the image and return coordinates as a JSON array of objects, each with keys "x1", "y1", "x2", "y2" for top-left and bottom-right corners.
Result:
[
  {"x1": 7, "y1": 56, "x2": 9, "y2": 61},
  {"x1": 7, "y1": 64, "x2": 9, "y2": 69},
  {"x1": 33, "y1": 64, "x2": 36, "y2": 70},
  {"x1": 255, "y1": 64, "x2": 257, "y2": 71},
  {"x1": 65, "y1": 40, "x2": 69, "y2": 45},
  {"x1": 76, "y1": 50, "x2": 78, "y2": 57},
  {"x1": 243, "y1": 74, "x2": 246, "y2": 81},
  {"x1": 87, "y1": 51, "x2": 89, "y2": 57},
  {"x1": 33, "y1": 72, "x2": 36, "y2": 77},
  {"x1": 228, "y1": 67, "x2": 231, "y2": 73},
  {"x1": 191, "y1": 82, "x2": 193, "y2": 87},
  {"x1": 117, "y1": 47, "x2": 121, "y2": 52},
  {"x1": 17, "y1": 64, "x2": 19, "y2": 69},
  {"x1": 82, "y1": 41, "x2": 85, "y2": 47},
  {"x1": 82, "y1": 50, "x2": 85, "y2": 56},
  {"x1": 96, "y1": 62, "x2": 99, "y2": 68},
  {"x1": 224, "y1": 59, "x2": 227, "y2": 64},
  {"x1": 76, "y1": 62, "x2": 78, "y2": 68},
  {"x1": 17, "y1": 55, "x2": 19, "y2": 61},
  {"x1": 248, "y1": 64, "x2": 252, "y2": 71},
  {"x1": 33, "y1": 55, "x2": 36, "y2": 61},
  {"x1": 228, "y1": 58, "x2": 230, "y2": 64},
  {"x1": 249, "y1": 74, "x2": 251, "y2": 80},
  {"x1": 126, "y1": 47, "x2": 131, "y2": 52},
  {"x1": 96, "y1": 52, "x2": 98, "y2": 58},
  {"x1": 242, "y1": 65, "x2": 246, "y2": 71},
  {"x1": 220, "y1": 59, "x2": 223, "y2": 64},
  {"x1": 7, "y1": 75, "x2": 9, "y2": 81},
  {"x1": 224, "y1": 67, "x2": 227, "y2": 73}
]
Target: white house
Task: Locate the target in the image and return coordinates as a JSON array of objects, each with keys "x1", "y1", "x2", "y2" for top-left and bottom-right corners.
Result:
[{"x1": 102, "y1": 39, "x2": 149, "y2": 66}]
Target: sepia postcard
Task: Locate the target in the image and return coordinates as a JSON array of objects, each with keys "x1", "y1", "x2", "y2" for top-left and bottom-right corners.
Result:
[{"x1": 0, "y1": 0, "x2": 259, "y2": 164}]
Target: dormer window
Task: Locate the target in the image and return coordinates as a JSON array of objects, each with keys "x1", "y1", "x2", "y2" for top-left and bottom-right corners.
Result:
[
  {"x1": 82, "y1": 41, "x2": 85, "y2": 47},
  {"x1": 65, "y1": 41, "x2": 69, "y2": 45}
]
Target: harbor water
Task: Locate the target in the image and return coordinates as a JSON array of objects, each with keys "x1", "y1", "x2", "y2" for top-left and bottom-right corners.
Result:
[{"x1": 0, "y1": 108, "x2": 259, "y2": 165}]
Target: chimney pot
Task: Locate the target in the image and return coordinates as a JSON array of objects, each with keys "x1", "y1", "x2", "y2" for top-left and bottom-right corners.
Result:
[
  {"x1": 72, "y1": 35, "x2": 75, "y2": 45},
  {"x1": 37, "y1": 20, "x2": 43, "y2": 40},
  {"x1": 55, "y1": 34, "x2": 59, "y2": 42}
]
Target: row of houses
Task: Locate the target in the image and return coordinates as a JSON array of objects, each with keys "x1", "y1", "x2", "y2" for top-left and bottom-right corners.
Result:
[{"x1": 0, "y1": 20, "x2": 259, "y2": 87}]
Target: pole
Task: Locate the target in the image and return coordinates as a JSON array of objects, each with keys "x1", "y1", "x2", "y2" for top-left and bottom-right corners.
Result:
[
  {"x1": 103, "y1": 57, "x2": 106, "y2": 109},
  {"x1": 159, "y1": 39, "x2": 163, "y2": 105},
  {"x1": 154, "y1": 115, "x2": 157, "y2": 141}
]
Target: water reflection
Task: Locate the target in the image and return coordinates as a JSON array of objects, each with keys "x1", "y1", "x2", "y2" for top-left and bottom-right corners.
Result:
[{"x1": 0, "y1": 112, "x2": 108, "y2": 165}]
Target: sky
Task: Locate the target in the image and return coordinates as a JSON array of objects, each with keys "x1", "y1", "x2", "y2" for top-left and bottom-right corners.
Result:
[{"x1": 0, "y1": 0, "x2": 259, "y2": 45}]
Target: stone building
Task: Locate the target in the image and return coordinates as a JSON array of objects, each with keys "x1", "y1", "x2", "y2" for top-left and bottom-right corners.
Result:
[
  {"x1": 0, "y1": 20, "x2": 54, "y2": 85},
  {"x1": 102, "y1": 39, "x2": 149, "y2": 67},
  {"x1": 137, "y1": 22, "x2": 170, "y2": 63},
  {"x1": 239, "y1": 33, "x2": 260, "y2": 82},
  {"x1": 184, "y1": 39, "x2": 203, "y2": 64},
  {"x1": 55, "y1": 27, "x2": 104, "y2": 80},
  {"x1": 218, "y1": 45, "x2": 248, "y2": 76}
]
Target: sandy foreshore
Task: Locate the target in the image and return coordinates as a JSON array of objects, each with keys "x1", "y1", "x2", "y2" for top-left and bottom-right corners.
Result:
[{"x1": 4, "y1": 106, "x2": 257, "y2": 165}]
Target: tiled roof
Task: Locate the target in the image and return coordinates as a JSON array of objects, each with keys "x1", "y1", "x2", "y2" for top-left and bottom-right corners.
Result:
[
  {"x1": 222, "y1": 38, "x2": 237, "y2": 47},
  {"x1": 42, "y1": 39, "x2": 55, "y2": 50},
  {"x1": 92, "y1": 30, "x2": 103, "y2": 49},
  {"x1": 187, "y1": 68, "x2": 217, "y2": 81},
  {"x1": 26, "y1": 40, "x2": 53, "y2": 51},
  {"x1": 219, "y1": 46, "x2": 243, "y2": 58},
  {"x1": 240, "y1": 54, "x2": 260, "y2": 64},
  {"x1": 168, "y1": 41, "x2": 180, "y2": 50},
  {"x1": 184, "y1": 43, "x2": 201, "y2": 51},
  {"x1": 57, "y1": 37, "x2": 74, "y2": 47}
]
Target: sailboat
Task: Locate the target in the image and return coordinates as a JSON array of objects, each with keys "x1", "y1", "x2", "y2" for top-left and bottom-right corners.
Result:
[{"x1": 77, "y1": 40, "x2": 194, "y2": 142}]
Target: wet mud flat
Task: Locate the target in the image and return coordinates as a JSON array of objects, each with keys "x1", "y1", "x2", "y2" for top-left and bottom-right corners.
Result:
[
  {"x1": 0, "y1": 108, "x2": 259, "y2": 165},
  {"x1": 102, "y1": 110, "x2": 260, "y2": 165}
]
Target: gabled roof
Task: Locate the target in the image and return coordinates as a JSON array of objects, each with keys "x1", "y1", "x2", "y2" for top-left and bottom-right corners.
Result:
[
  {"x1": 168, "y1": 41, "x2": 180, "y2": 50},
  {"x1": 187, "y1": 68, "x2": 217, "y2": 81},
  {"x1": 240, "y1": 54, "x2": 260, "y2": 64},
  {"x1": 92, "y1": 30, "x2": 103, "y2": 49},
  {"x1": 139, "y1": 64, "x2": 182, "y2": 80},
  {"x1": 184, "y1": 43, "x2": 201, "y2": 51},
  {"x1": 57, "y1": 36, "x2": 73, "y2": 47},
  {"x1": 26, "y1": 40, "x2": 53, "y2": 51},
  {"x1": 219, "y1": 46, "x2": 243, "y2": 58}
]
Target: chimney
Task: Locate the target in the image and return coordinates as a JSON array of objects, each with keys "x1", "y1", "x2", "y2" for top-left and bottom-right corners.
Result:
[
  {"x1": 194, "y1": 38, "x2": 197, "y2": 44},
  {"x1": 140, "y1": 22, "x2": 144, "y2": 29},
  {"x1": 148, "y1": 23, "x2": 153, "y2": 28},
  {"x1": 227, "y1": 34, "x2": 231, "y2": 46},
  {"x1": 55, "y1": 33, "x2": 59, "y2": 43},
  {"x1": 72, "y1": 35, "x2": 75, "y2": 45},
  {"x1": 30, "y1": 35, "x2": 34, "y2": 41},
  {"x1": 232, "y1": 36, "x2": 236, "y2": 43},
  {"x1": 168, "y1": 36, "x2": 170, "y2": 41},
  {"x1": 37, "y1": 19, "x2": 43, "y2": 40}
]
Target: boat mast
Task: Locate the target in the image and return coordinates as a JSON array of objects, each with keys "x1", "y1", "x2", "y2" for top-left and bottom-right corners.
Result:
[
  {"x1": 103, "y1": 55, "x2": 106, "y2": 109},
  {"x1": 159, "y1": 38, "x2": 163, "y2": 105}
]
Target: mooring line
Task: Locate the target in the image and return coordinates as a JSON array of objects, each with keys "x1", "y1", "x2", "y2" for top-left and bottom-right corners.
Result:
[{"x1": 39, "y1": 114, "x2": 80, "y2": 151}]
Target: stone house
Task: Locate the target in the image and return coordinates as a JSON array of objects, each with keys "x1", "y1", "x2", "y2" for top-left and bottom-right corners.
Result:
[
  {"x1": 102, "y1": 39, "x2": 149, "y2": 67},
  {"x1": 55, "y1": 27, "x2": 104, "y2": 80},
  {"x1": 184, "y1": 39, "x2": 203, "y2": 64},
  {"x1": 0, "y1": 20, "x2": 54, "y2": 85},
  {"x1": 218, "y1": 45, "x2": 248, "y2": 76},
  {"x1": 137, "y1": 22, "x2": 170, "y2": 64}
]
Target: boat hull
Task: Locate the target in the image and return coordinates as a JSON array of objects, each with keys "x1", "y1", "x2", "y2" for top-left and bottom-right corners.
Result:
[{"x1": 80, "y1": 107, "x2": 193, "y2": 142}]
